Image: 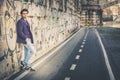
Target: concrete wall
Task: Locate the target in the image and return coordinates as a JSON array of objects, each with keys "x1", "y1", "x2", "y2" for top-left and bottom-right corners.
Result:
[{"x1": 0, "y1": 0, "x2": 81, "y2": 79}]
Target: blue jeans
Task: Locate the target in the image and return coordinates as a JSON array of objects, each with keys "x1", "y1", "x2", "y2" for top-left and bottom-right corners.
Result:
[{"x1": 23, "y1": 39, "x2": 36, "y2": 67}]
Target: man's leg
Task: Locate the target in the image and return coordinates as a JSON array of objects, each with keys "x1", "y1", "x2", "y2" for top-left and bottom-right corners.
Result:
[
  {"x1": 22, "y1": 46, "x2": 30, "y2": 68},
  {"x1": 22, "y1": 41, "x2": 36, "y2": 68}
]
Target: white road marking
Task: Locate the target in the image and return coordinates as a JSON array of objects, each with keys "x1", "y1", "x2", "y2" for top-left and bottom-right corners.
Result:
[
  {"x1": 83, "y1": 40, "x2": 86, "y2": 42},
  {"x1": 65, "y1": 77, "x2": 71, "y2": 80},
  {"x1": 95, "y1": 29, "x2": 116, "y2": 80},
  {"x1": 84, "y1": 30, "x2": 89, "y2": 40},
  {"x1": 75, "y1": 55, "x2": 80, "y2": 60},
  {"x1": 82, "y1": 42, "x2": 85, "y2": 44},
  {"x1": 81, "y1": 45, "x2": 84, "y2": 48},
  {"x1": 70, "y1": 64, "x2": 77, "y2": 70},
  {"x1": 79, "y1": 49, "x2": 82, "y2": 52}
]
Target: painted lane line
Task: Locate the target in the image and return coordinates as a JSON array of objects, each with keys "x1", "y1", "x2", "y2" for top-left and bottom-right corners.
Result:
[
  {"x1": 14, "y1": 28, "x2": 83, "y2": 80},
  {"x1": 75, "y1": 55, "x2": 80, "y2": 60},
  {"x1": 70, "y1": 64, "x2": 77, "y2": 70},
  {"x1": 65, "y1": 77, "x2": 71, "y2": 80},
  {"x1": 82, "y1": 42, "x2": 85, "y2": 44},
  {"x1": 79, "y1": 49, "x2": 82, "y2": 53},
  {"x1": 81, "y1": 45, "x2": 84, "y2": 48},
  {"x1": 84, "y1": 29, "x2": 89, "y2": 40},
  {"x1": 83, "y1": 40, "x2": 86, "y2": 42},
  {"x1": 95, "y1": 29, "x2": 115, "y2": 80}
]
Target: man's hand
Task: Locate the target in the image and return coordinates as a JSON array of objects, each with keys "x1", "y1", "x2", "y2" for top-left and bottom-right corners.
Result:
[{"x1": 25, "y1": 38, "x2": 29, "y2": 42}]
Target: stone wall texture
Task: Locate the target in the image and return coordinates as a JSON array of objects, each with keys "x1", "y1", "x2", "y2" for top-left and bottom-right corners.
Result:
[{"x1": 0, "y1": 0, "x2": 81, "y2": 79}]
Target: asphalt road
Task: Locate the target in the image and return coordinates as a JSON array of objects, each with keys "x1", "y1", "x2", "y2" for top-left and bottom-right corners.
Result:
[
  {"x1": 16, "y1": 28, "x2": 112, "y2": 80},
  {"x1": 98, "y1": 27, "x2": 120, "y2": 80}
]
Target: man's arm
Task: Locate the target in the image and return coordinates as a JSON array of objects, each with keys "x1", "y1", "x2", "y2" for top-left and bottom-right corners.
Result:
[{"x1": 17, "y1": 21, "x2": 27, "y2": 40}]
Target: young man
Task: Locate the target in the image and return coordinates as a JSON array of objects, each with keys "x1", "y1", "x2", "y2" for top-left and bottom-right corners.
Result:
[{"x1": 16, "y1": 9, "x2": 36, "y2": 71}]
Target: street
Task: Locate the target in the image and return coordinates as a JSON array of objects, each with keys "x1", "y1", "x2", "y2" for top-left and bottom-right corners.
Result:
[
  {"x1": 15, "y1": 28, "x2": 114, "y2": 80},
  {"x1": 0, "y1": 0, "x2": 120, "y2": 80}
]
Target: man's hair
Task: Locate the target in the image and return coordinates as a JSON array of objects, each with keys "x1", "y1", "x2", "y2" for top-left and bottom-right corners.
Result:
[{"x1": 20, "y1": 9, "x2": 29, "y2": 14}]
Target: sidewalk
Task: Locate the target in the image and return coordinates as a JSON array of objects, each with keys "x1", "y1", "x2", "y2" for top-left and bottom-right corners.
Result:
[{"x1": 103, "y1": 22, "x2": 120, "y2": 28}]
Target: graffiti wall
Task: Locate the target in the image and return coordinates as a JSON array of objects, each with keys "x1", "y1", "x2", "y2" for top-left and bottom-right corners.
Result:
[{"x1": 0, "y1": 0, "x2": 81, "y2": 79}]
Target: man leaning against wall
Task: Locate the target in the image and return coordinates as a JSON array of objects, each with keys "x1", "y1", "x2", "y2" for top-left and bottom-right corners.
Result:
[{"x1": 16, "y1": 9, "x2": 36, "y2": 71}]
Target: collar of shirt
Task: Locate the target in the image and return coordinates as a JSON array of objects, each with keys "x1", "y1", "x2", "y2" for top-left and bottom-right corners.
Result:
[{"x1": 21, "y1": 18, "x2": 29, "y2": 25}]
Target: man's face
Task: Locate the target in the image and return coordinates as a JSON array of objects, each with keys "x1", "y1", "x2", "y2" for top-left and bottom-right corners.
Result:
[{"x1": 21, "y1": 11, "x2": 28, "y2": 19}]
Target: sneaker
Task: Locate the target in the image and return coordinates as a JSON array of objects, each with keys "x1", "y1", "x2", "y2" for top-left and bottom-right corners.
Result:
[
  {"x1": 24, "y1": 67, "x2": 30, "y2": 70},
  {"x1": 21, "y1": 61, "x2": 25, "y2": 67},
  {"x1": 24, "y1": 67, "x2": 36, "y2": 71},
  {"x1": 29, "y1": 67, "x2": 36, "y2": 71}
]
